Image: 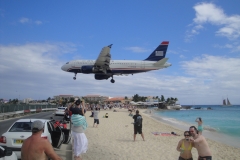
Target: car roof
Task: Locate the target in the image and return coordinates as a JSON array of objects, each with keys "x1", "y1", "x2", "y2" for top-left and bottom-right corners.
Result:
[{"x1": 14, "y1": 119, "x2": 50, "y2": 123}]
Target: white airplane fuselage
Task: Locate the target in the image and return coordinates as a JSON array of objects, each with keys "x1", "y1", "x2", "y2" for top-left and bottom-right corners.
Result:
[{"x1": 61, "y1": 59, "x2": 171, "y2": 75}]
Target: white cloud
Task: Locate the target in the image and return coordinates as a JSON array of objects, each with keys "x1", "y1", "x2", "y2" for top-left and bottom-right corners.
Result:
[
  {"x1": 35, "y1": 20, "x2": 42, "y2": 25},
  {"x1": 0, "y1": 43, "x2": 240, "y2": 105},
  {"x1": 19, "y1": 17, "x2": 29, "y2": 24},
  {"x1": 19, "y1": 17, "x2": 43, "y2": 25},
  {"x1": 214, "y1": 42, "x2": 240, "y2": 52},
  {"x1": 186, "y1": 2, "x2": 240, "y2": 41},
  {"x1": 124, "y1": 46, "x2": 150, "y2": 53}
]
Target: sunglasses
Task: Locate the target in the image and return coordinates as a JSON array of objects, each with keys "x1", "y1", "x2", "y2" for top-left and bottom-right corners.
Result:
[
  {"x1": 189, "y1": 131, "x2": 194, "y2": 132},
  {"x1": 184, "y1": 135, "x2": 190, "y2": 136}
]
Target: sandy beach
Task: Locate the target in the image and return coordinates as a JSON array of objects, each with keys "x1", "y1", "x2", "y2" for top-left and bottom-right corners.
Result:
[{"x1": 81, "y1": 109, "x2": 240, "y2": 160}]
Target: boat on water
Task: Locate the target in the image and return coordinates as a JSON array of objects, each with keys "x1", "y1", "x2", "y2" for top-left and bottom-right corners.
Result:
[
  {"x1": 194, "y1": 107, "x2": 201, "y2": 109},
  {"x1": 223, "y1": 98, "x2": 232, "y2": 106},
  {"x1": 167, "y1": 104, "x2": 182, "y2": 110}
]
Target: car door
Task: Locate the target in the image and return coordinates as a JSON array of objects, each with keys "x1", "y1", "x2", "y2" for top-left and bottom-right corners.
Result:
[
  {"x1": 47, "y1": 122, "x2": 64, "y2": 149},
  {"x1": 61, "y1": 128, "x2": 71, "y2": 144},
  {"x1": 55, "y1": 121, "x2": 71, "y2": 144}
]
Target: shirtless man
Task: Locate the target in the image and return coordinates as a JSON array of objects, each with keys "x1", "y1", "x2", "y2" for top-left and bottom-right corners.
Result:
[
  {"x1": 189, "y1": 126, "x2": 212, "y2": 160},
  {"x1": 21, "y1": 120, "x2": 62, "y2": 160}
]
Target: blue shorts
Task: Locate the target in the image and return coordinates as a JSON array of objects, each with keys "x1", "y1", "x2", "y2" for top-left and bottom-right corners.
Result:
[{"x1": 94, "y1": 119, "x2": 99, "y2": 124}]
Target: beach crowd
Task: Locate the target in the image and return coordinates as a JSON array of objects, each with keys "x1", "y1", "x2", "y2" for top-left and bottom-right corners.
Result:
[{"x1": 21, "y1": 100, "x2": 240, "y2": 160}]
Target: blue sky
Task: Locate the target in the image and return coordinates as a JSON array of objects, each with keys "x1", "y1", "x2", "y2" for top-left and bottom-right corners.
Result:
[{"x1": 0, "y1": 1, "x2": 240, "y2": 105}]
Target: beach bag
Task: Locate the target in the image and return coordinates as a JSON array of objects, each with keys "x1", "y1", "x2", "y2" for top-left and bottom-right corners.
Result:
[{"x1": 135, "y1": 115, "x2": 142, "y2": 126}]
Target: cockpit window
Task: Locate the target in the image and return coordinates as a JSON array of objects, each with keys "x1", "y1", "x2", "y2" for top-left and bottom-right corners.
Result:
[{"x1": 66, "y1": 62, "x2": 69, "y2": 64}]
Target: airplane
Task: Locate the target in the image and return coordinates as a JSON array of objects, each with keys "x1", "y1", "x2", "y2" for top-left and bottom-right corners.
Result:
[{"x1": 61, "y1": 41, "x2": 172, "y2": 83}]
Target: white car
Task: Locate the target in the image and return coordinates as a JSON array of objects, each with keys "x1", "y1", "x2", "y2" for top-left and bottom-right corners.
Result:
[
  {"x1": 55, "y1": 107, "x2": 67, "y2": 116},
  {"x1": 0, "y1": 146, "x2": 18, "y2": 160},
  {"x1": 0, "y1": 119, "x2": 71, "y2": 159}
]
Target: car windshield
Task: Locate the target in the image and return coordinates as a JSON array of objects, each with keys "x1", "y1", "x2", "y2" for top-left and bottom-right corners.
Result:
[
  {"x1": 9, "y1": 122, "x2": 32, "y2": 132},
  {"x1": 58, "y1": 107, "x2": 65, "y2": 110}
]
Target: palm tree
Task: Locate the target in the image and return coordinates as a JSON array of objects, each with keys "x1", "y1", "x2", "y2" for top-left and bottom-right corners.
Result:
[{"x1": 161, "y1": 95, "x2": 165, "y2": 102}]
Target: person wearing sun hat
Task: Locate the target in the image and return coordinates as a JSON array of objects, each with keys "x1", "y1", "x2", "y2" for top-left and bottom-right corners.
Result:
[{"x1": 21, "y1": 120, "x2": 62, "y2": 160}]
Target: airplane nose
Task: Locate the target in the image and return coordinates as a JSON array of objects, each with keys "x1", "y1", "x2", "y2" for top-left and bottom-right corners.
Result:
[{"x1": 61, "y1": 64, "x2": 67, "y2": 71}]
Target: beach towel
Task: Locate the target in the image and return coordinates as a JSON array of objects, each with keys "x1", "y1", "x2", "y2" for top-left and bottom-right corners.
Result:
[{"x1": 151, "y1": 132, "x2": 179, "y2": 136}]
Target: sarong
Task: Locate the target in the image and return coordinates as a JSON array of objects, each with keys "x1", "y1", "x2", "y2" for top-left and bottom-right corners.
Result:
[{"x1": 72, "y1": 131, "x2": 88, "y2": 156}]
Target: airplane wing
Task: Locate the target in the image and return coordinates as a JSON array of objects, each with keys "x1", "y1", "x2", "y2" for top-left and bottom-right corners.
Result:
[{"x1": 94, "y1": 44, "x2": 112, "y2": 74}]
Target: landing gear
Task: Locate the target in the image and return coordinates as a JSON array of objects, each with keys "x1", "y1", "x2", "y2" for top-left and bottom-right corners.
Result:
[
  {"x1": 73, "y1": 73, "x2": 77, "y2": 80},
  {"x1": 110, "y1": 75, "x2": 115, "y2": 83},
  {"x1": 110, "y1": 79, "x2": 115, "y2": 83}
]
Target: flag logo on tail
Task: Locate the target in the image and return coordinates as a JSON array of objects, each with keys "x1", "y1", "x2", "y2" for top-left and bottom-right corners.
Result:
[{"x1": 155, "y1": 51, "x2": 163, "y2": 56}]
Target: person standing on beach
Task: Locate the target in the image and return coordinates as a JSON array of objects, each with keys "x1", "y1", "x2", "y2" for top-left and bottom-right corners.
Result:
[
  {"x1": 93, "y1": 107, "x2": 100, "y2": 127},
  {"x1": 195, "y1": 117, "x2": 203, "y2": 135},
  {"x1": 189, "y1": 126, "x2": 212, "y2": 160},
  {"x1": 68, "y1": 99, "x2": 88, "y2": 160},
  {"x1": 176, "y1": 131, "x2": 194, "y2": 160},
  {"x1": 133, "y1": 110, "x2": 145, "y2": 141}
]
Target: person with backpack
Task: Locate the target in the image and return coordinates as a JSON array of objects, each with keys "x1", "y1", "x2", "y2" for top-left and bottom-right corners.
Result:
[{"x1": 132, "y1": 110, "x2": 145, "y2": 141}]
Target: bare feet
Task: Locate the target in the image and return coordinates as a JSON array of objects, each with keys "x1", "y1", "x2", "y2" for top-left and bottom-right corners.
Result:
[{"x1": 74, "y1": 155, "x2": 82, "y2": 160}]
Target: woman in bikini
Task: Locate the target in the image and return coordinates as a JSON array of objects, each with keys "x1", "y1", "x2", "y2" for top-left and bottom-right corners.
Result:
[
  {"x1": 195, "y1": 117, "x2": 203, "y2": 135},
  {"x1": 176, "y1": 131, "x2": 194, "y2": 160}
]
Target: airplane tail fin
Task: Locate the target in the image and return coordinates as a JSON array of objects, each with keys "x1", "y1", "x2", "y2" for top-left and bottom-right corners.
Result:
[{"x1": 144, "y1": 41, "x2": 169, "y2": 61}]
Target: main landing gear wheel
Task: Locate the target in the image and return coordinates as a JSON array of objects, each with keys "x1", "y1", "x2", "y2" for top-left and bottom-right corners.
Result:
[
  {"x1": 110, "y1": 75, "x2": 115, "y2": 83},
  {"x1": 110, "y1": 79, "x2": 115, "y2": 83},
  {"x1": 73, "y1": 73, "x2": 77, "y2": 80}
]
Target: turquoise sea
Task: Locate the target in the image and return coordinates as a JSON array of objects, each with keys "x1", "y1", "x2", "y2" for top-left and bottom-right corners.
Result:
[{"x1": 149, "y1": 105, "x2": 240, "y2": 148}]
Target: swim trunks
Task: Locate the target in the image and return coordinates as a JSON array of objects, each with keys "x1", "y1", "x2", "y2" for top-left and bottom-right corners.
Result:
[
  {"x1": 134, "y1": 126, "x2": 142, "y2": 134},
  {"x1": 199, "y1": 156, "x2": 212, "y2": 160},
  {"x1": 94, "y1": 119, "x2": 99, "y2": 124},
  {"x1": 178, "y1": 157, "x2": 193, "y2": 160}
]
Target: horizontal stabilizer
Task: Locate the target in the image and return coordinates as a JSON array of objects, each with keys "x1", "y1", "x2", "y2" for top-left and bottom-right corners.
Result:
[{"x1": 153, "y1": 58, "x2": 168, "y2": 67}]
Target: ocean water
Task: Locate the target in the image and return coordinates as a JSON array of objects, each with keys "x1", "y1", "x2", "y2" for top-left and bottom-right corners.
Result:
[{"x1": 149, "y1": 105, "x2": 240, "y2": 148}]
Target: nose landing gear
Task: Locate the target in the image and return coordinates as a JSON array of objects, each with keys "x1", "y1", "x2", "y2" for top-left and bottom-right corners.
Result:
[{"x1": 73, "y1": 73, "x2": 77, "y2": 80}]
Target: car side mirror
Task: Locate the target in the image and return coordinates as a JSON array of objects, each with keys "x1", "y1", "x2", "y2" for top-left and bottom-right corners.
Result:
[{"x1": 4, "y1": 147, "x2": 13, "y2": 156}]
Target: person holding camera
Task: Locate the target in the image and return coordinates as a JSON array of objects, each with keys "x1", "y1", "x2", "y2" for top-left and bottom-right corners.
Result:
[
  {"x1": 176, "y1": 131, "x2": 194, "y2": 160},
  {"x1": 68, "y1": 99, "x2": 88, "y2": 160},
  {"x1": 68, "y1": 99, "x2": 85, "y2": 116}
]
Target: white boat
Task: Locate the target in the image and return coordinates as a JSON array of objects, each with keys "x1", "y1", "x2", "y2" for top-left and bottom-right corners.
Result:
[{"x1": 167, "y1": 104, "x2": 182, "y2": 110}]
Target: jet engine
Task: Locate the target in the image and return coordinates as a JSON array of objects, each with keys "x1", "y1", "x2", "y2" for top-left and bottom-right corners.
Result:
[
  {"x1": 94, "y1": 74, "x2": 110, "y2": 80},
  {"x1": 81, "y1": 65, "x2": 94, "y2": 74}
]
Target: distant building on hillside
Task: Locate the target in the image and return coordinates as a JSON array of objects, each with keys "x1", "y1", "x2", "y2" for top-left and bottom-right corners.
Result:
[
  {"x1": 83, "y1": 95, "x2": 108, "y2": 102},
  {"x1": 104, "y1": 97, "x2": 131, "y2": 104},
  {"x1": 146, "y1": 96, "x2": 159, "y2": 102},
  {"x1": 23, "y1": 98, "x2": 33, "y2": 104},
  {"x1": 54, "y1": 95, "x2": 79, "y2": 101}
]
